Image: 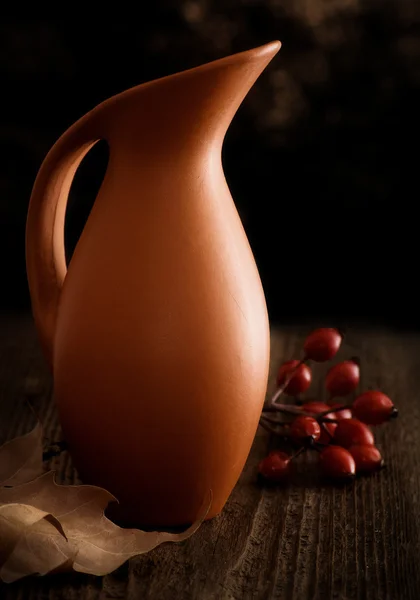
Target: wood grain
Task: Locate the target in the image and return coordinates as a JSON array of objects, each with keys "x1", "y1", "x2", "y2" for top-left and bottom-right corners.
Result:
[{"x1": 0, "y1": 315, "x2": 419, "y2": 599}]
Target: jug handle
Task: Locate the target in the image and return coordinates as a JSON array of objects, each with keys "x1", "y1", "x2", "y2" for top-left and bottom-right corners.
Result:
[{"x1": 26, "y1": 111, "x2": 101, "y2": 370}]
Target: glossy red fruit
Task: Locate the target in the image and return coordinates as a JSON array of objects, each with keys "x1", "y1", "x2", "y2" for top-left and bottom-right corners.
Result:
[
  {"x1": 303, "y1": 328, "x2": 342, "y2": 362},
  {"x1": 320, "y1": 404, "x2": 351, "y2": 443},
  {"x1": 333, "y1": 418, "x2": 374, "y2": 448},
  {"x1": 319, "y1": 446, "x2": 356, "y2": 482},
  {"x1": 302, "y1": 402, "x2": 336, "y2": 444},
  {"x1": 348, "y1": 445, "x2": 384, "y2": 473},
  {"x1": 328, "y1": 403, "x2": 352, "y2": 420},
  {"x1": 258, "y1": 451, "x2": 291, "y2": 482},
  {"x1": 290, "y1": 416, "x2": 321, "y2": 445},
  {"x1": 276, "y1": 360, "x2": 312, "y2": 396},
  {"x1": 315, "y1": 403, "x2": 352, "y2": 422},
  {"x1": 352, "y1": 390, "x2": 397, "y2": 425},
  {"x1": 325, "y1": 359, "x2": 360, "y2": 397},
  {"x1": 303, "y1": 401, "x2": 330, "y2": 414}
]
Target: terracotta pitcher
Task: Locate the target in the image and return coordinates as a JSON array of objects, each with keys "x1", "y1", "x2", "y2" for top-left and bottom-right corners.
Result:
[{"x1": 26, "y1": 41, "x2": 281, "y2": 527}]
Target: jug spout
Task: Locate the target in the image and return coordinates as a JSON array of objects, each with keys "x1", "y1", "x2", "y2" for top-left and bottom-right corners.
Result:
[{"x1": 102, "y1": 41, "x2": 281, "y2": 158}]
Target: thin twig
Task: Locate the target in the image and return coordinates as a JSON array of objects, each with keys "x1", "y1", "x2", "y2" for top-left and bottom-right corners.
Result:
[
  {"x1": 290, "y1": 446, "x2": 306, "y2": 460},
  {"x1": 270, "y1": 357, "x2": 307, "y2": 404},
  {"x1": 259, "y1": 419, "x2": 281, "y2": 435},
  {"x1": 260, "y1": 414, "x2": 289, "y2": 426},
  {"x1": 263, "y1": 404, "x2": 315, "y2": 417}
]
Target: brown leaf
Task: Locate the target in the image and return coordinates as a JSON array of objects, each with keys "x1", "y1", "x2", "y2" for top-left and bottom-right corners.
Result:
[
  {"x1": 0, "y1": 515, "x2": 74, "y2": 583},
  {"x1": 0, "y1": 471, "x2": 212, "y2": 581},
  {"x1": 63, "y1": 493, "x2": 210, "y2": 576},
  {"x1": 0, "y1": 423, "x2": 44, "y2": 487},
  {"x1": 0, "y1": 503, "x2": 64, "y2": 569},
  {"x1": 0, "y1": 471, "x2": 115, "y2": 516}
]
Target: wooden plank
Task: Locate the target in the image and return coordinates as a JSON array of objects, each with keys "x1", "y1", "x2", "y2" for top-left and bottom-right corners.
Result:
[{"x1": 0, "y1": 315, "x2": 419, "y2": 599}]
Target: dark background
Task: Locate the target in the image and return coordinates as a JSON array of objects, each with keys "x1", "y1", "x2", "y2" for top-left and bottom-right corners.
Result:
[{"x1": 1, "y1": 4, "x2": 419, "y2": 327}]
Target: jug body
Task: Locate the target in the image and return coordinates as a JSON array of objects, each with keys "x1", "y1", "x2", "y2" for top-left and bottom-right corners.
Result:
[{"x1": 26, "y1": 42, "x2": 280, "y2": 526}]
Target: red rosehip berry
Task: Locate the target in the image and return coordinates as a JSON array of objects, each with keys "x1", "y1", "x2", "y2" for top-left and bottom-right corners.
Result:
[
  {"x1": 276, "y1": 360, "x2": 312, "y2": 396},
  {"x1": 328, "y1": 403, "x2": 353, "y2": 420},
  {"x1": 333, "y1": 418, "x2": 374, "y2": 448},
  {"x1": 303, "y1": 328, "x2": 342, "y2": 362},
  {"x1": 302, "y1": 402, "x2": 336, "y2": 443},
  {"x1": 325, "y1": 359, "x2": 360, "y2": 397},
  {"x1": 303, "y1": 401, "x2": 330, "y2": 414},
  {"x1": 290, "y1": 416, "x2": 321, "y2": 446},
  {"x1": 319, "y1": 446, "x2": 356, "y2": 482},
  {"x1": 258, "y1": 451, "x2": 291, "y2": 482},
  {"x1": 348, "y1": 445, "x2": 384, "y2": 474},
  {"x1": 352, "y1": 390, "x2": 397, "y2": 425}
]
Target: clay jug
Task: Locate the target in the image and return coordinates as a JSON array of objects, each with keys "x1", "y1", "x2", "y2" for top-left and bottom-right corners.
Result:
[{"x1": 26, "y1": 41, "x2": 281, "y2": 527}]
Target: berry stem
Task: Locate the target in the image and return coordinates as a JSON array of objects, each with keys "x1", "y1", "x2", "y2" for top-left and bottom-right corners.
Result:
[
  {"x1": 259, "y1": 418, "x2": 283, "y2": 435},
  {"x1": 270, "y1": 403, "x2": 307, "y2": 415},
  {"x1": 312, "y1": 441, "x2": 330, "y2": 452},
  {"x1": 270, "y1": 358, "x2": 308, "y2": 404},
  {"x1": 263, "y1": 404, "x2": 314, "y2": 417},
  {"x1": 260, "y1": 414, "x2": 289, "y2": 426},
  {"x1": 290, "y1": 446, "x2": 306, "y2": 460},
  {"x1": 263, "y1": 405, "x2": 341, "y2": 423}
]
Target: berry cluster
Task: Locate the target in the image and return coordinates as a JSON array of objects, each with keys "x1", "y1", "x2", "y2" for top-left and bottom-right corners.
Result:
[{"x1": 258, "y1": 328, "x2": 397, "y2": 484}]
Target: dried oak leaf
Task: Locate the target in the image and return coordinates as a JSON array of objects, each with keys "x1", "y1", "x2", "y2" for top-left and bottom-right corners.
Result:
[
  {"x1": 0, "y1": 502, "x2": 64, "y2": 567},
  {"x1": 0, "y1": 469, "x2": 211, "y2": 582},
  {"x1": 0, "y1": 423, "x2": 61, "y2": 570},
  {"x1": 0, "y1": 423, "x2": 211, "y2": 582},
  {"x1": 0, "y1": 422, "x2": 44, "y2": 487}
]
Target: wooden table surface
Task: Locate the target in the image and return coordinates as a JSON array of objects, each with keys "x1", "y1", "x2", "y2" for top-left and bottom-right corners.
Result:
[{"x1": 1, "y1": 314, "x2": 419, "y2": 600}]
